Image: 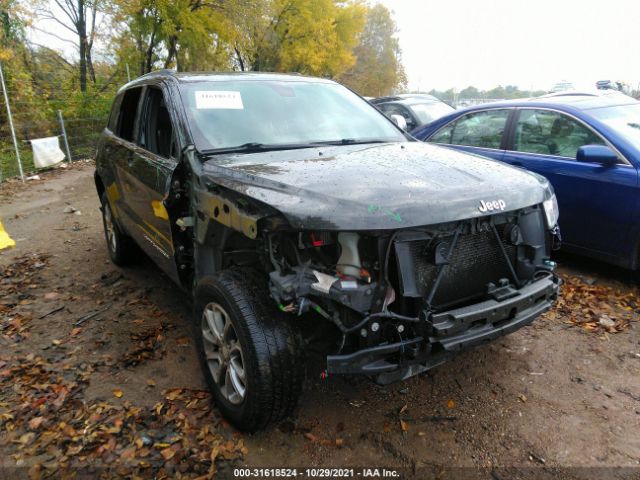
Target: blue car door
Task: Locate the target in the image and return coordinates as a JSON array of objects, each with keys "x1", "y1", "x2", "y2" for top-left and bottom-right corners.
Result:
[
  {"x1": 502, "y1": 108, "x2": 638, "y2": 262},
  {"x1": 426, "y1": 109, "x2": 512, "y2": 162}
]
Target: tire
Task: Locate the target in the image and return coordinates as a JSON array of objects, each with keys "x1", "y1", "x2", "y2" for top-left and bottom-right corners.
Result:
[
  {"x1": 193, "y1": 268, "x2": 305, "y2": 431},
  {"x1": 100, "y1": 192, "x2": 137, "y2": 266}
]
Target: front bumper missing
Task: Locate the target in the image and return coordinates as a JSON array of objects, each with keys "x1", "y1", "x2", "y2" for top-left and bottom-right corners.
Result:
[{"x1": 326, "y1": 274, "x2": 559, "y2": 384}]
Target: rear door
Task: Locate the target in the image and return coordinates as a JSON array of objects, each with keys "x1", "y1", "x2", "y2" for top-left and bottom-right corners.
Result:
[
  {"x1": 109, "y1": 86, "x2": 144, "y2": 236},
  {"x1": 426, "y1": 108, "x2": 513, "y2": 162},
  {"x1": 128, "y1": 84, "x2": 181, "y2": 281},
  {"x1": 502, "y1": 108, "x2": 638, "y2": 260}
]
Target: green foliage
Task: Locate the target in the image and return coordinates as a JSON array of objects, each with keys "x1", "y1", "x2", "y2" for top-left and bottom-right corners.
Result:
[
  {"x1": 0, "y1": 0, "x2": 406, "y2": 180},
  {"x1": 427, "y1": 85, "x2": 548, "y2": 104}
]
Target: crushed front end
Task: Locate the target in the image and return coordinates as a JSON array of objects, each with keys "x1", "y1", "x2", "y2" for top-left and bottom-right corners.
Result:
[{"x1": 267, "y1": 203, "x2": 560, "y2": 384}]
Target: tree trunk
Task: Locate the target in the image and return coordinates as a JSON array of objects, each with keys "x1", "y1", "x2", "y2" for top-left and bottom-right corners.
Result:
[
  {"x1": 164, "y1": 36, "x2": 177, "y2": 69},
  {"x1": 234, "y1": 46, "x2": 245, "y2": 71},
  {"x1": 77, "y1": 0, "x2": 87, "y2": 92}
]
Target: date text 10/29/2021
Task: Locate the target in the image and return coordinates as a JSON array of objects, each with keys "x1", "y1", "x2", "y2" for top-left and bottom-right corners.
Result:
[{"x1": 233, "y1": 468, "x2": 400, "y2": 478}]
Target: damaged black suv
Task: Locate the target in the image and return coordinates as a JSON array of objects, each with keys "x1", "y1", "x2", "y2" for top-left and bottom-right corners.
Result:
[{"x1": 95, "y1": 71, "x2": 560, "y2": 431}]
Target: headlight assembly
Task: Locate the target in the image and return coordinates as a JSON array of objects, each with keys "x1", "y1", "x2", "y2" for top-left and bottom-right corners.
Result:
[{"x1": 543, "y1": 193, "x2": 559, "y2": 228}]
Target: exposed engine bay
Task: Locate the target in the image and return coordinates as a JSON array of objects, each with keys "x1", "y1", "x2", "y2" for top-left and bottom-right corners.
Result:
[{"x1": 266, "y1": 204, "x2": 560, "y2": 383}]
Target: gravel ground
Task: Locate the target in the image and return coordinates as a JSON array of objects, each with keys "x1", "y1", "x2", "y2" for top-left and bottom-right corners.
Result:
[{"x1": 1, "y1": 163, "x2": 639, "y2": 479}]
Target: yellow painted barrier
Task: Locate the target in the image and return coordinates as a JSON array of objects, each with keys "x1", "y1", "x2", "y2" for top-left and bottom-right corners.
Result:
[{"x1": 0, "y1": 219, "x2": 16, "y2": 250}]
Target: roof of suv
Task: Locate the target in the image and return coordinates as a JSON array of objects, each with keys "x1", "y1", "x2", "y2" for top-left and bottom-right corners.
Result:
[{"x1": 121, "y1": 70, "x2": 335, "y2": 91}]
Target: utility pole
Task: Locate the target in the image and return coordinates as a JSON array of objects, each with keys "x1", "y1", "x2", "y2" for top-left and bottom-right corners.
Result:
[
  {"x1": 57, "y1": 110, "x2": 73, "y2": 163},
  {"x1": 0, "y1": 61, "x2": 24, "y2": 182}
]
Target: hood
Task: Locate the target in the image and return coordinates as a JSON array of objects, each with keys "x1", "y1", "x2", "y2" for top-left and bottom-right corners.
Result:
[{"x1": 201, "y1": 142, "x2": 550, "y2": 230}]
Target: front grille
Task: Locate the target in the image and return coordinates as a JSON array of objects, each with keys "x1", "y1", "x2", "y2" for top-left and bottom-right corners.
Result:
[{"x1": 397, "y1": 229, "x2": 516, "y2": 309}]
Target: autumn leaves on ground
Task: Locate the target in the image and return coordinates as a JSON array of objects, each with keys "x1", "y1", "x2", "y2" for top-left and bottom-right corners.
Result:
[{"x1": 1, "y1": 164, "x2": 639, "y2": 479}]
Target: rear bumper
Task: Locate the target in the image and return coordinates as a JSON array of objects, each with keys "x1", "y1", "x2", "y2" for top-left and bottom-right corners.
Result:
[{"x1": 326, "y1": 273, "x2": 559, "y2": 384}]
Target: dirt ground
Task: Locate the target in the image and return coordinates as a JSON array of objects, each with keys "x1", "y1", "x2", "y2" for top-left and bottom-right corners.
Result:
[{"x1": 1, "y1": 163, "x2": 639, "y2": 479}]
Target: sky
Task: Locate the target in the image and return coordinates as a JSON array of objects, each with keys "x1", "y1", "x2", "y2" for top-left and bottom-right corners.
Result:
[
  {"x1": 378, "y1": 0, "x2": 640, "y2": 92},
  {"x1": 28, "y1": 0, "x2": 640, "y2": 93}
]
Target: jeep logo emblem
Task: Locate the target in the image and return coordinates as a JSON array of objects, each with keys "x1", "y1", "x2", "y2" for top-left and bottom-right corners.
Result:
[{"x1": 479, "y1": 199, "x2": 506, "y2": 213}]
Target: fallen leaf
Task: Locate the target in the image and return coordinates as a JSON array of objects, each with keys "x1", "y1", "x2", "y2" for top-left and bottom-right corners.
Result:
[
  {"x1": 112, "y1": 388, "x2": 123, "y2": 398},
  {"x1": 69, "y1": 327, "x2": 82, "y2": 337},
  {"x1": 447, "y1": 399, "x2": 455, "y2": 409},
  {"x1": 335, "y1": 438, "x2": 344, "y2": 447},
  {"x1": 165, "y1": 389, "x2": 182, "y2": 401},
  {"x1": 121, "y1": 446, "x2": 137, "y2": 461},
  {"x1": 160, "y1": 447, "x2": 176, "y2": 460},
  {"x1": 518, "y1": 393, "x2": 527, "y2": 403},
  {"x1": 146, "y1": 378, "x2": 156, "y2": 387},
  {"x1": 28, "y1": 417, "x2": 45, "y2": 430},
  {"x1": 303, "y1": 432, "x2": 318, "y2": 442},
  {"x1": 400, "y1": 419, "x2": 409, "y2": 432},
  {"x1": 399, "y1": 404, "x2": 408, "y2": 415}
]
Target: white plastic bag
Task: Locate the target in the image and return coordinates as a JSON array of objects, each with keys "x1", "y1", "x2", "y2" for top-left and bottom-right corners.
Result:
[{"x1": 31, "y1": 136, "x2": 65, "y2": 168}]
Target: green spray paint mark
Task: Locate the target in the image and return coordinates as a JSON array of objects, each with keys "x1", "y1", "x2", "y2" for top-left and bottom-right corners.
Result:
[{"x1": 367, "y1": 204, "x2": 402, "y2": 223}]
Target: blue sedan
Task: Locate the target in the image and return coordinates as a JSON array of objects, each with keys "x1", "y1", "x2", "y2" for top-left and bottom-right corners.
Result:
[{"x1": 411, "y1": 91, "x2": 640, "y2": 269}]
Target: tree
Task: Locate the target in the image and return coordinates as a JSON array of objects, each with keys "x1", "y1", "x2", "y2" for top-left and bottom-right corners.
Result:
[
  {"x1": 338, "y1": 3, "x2": 405, "y2": 97},
  {"x1": 113, "y1": 0, "x2": 237, "y2": 74},
  {"x1": 34, "y1": 0, "x2": 102, "y2": 91},
  {"x1": 459, "y1": 85, "x2": 480, "y2": 100},
  {"x1": 239, "y1": 0, "x2": 366, "y2": 76}
]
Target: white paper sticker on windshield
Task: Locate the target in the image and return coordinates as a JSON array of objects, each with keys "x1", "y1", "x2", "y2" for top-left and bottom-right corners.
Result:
[{"x1": 195, "y1": 91, "x2": 244, "y2": 109}]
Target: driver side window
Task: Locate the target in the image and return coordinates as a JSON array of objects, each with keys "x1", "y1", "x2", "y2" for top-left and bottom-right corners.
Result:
[{"x1": 514, "y1": 109, "x2": 605, "y2": 158}]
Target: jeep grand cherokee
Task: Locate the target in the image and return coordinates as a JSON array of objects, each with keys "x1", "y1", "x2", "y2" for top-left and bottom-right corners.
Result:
[{"x1": 95, "y1": 71, "x2": 560, "y2": 431}]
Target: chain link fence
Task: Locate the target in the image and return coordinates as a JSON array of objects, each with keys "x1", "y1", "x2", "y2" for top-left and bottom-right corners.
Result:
[{"x1": 0, "y1": 64, "x2": 130, "y2": 183}]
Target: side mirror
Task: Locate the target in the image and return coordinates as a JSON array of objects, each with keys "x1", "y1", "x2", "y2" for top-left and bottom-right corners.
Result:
[
  {"x1": 390, "y1": 114, "x2": 407, "y2": 130},
  {"x1": 576, "y1": 145, "x2": 618, "y2": 165}
]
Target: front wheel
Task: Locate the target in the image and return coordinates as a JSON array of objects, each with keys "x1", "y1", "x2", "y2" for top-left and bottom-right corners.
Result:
[{"x1": 194, "y1": 268, "x2": 305, "y2": 431}]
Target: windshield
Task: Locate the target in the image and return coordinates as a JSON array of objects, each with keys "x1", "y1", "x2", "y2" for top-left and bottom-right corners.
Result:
[
  {"x1": 589, "y1": 103, "x2": 640, "y2": 145},
  {"x1": 178, "y1": 79, "x2": 407, "y2": 152},
  {"x1": 408, "y1": 102, "x2": 455, "y2": 124}
]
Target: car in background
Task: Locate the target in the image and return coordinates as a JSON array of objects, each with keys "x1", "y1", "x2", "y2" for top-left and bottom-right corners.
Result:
[
  {"x1": 412, "y1": 90, "x2": 640, "y2": 269},
  {"x1": 371, "y1": 94, "x2": 454, "y2": 131},
  {"x1": 550, "y1": 81, "x2": 575, "y2": 93},
  {"x1": 597, "y1": 80, "x2": 631, "y2": 95}
]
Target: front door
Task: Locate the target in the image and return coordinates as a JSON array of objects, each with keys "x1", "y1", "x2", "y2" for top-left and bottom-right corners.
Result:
[
  {"x1": 128, "y1": 85, "x2": 180, "y2": 281},
  {"x1": 502, "y1": 108, "x2": 639, "y2": 262},
  {"x1": 427, "y1": 108, "x2": 512, "y2": 162}
]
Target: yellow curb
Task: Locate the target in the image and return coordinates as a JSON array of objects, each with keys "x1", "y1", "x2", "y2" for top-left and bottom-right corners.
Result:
[{"x1": 0, "y1": 218, "x2": 16, "y2": 250}]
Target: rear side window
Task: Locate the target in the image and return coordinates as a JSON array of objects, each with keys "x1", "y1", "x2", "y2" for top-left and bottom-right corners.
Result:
[
  {"x1": 138, "y1": 87, "x2": 176, "y2": 158},
  {"x1": 429, "y1": 109, "x2": 510, "y2": 149},
  {"x1": 107, "y1": 94, "x2": 122, "y2": 132},
  {"x1": 514, "y1": 109, "x2": 605, "y2": 158},
  {"x1": 116, "y1": 87, "x2": 142, "y2": 142}
]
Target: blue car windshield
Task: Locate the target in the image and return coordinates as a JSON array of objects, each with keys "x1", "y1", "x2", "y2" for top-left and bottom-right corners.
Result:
[
  {"x1": 589, "y1": 103, "x2": 640, "y2": 145},
  {"x1": 178, "y1": 80, "x2": 407, "y2": 152}
]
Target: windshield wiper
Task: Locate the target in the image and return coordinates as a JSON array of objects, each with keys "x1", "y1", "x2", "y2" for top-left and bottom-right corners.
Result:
[
  {"x1": 313, "y1": 138, "x2": 391, "y2": 146},
  {"x1": 200, "y1": 139, "x2": 394, "y2": 155},
  {"x1": 201, "y1": 141, "x2": 352, "y2": 155}
]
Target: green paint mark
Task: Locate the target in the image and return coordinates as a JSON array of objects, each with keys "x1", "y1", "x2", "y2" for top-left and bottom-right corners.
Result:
[{"x1": 367, "y1": 204, "x2": 402, "y2": 223}]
